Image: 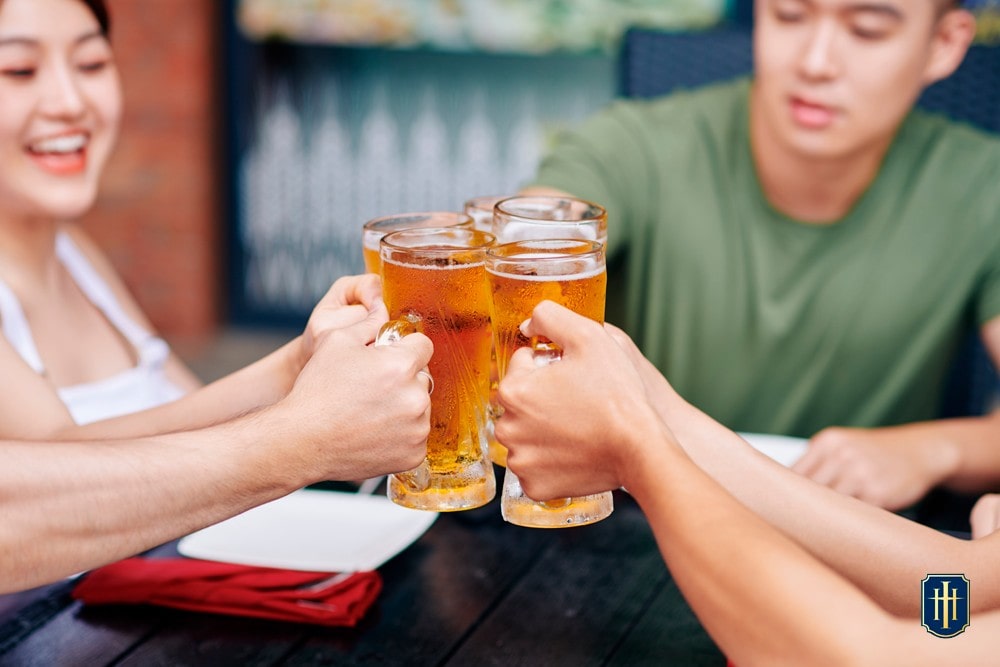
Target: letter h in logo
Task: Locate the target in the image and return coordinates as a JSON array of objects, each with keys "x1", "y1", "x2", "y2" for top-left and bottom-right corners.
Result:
[{"x1": 921, "y1": 574, "x2": 970, "y2": 638}]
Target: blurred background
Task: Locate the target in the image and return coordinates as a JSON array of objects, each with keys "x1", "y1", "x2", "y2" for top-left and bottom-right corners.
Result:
[{"x1": 88, "y1": 0, "x2": 1000, "y2": 380}]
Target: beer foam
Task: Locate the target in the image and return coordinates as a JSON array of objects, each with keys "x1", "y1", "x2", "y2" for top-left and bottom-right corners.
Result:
[
  {"x1": 486, "y1": 265, "x2": 605, "y2": 282},
  {"x1": 496, "y1": 221, "x2": 601, "y2": 244},
  {"x1": 382, "y1": 255, "x2": 485, "y2": 270}
]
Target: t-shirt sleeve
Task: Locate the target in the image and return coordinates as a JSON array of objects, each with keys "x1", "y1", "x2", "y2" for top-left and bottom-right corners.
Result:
[{"x1": 529, "y1": 100, "x2": 655, "y2": 259}]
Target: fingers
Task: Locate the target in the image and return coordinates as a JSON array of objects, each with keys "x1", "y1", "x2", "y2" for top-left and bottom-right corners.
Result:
[
  {"x1": 316, "y1": 303, "x2": 370, "y2": 331},
  {"x1": 505, "y1": 346, "x2": 537, "y2": 377},
  {"x1": 325, "y1": 273, "x2": 383, "y2": 310},
  {"x1": 520, "y1": 301, "x2": 601, "y2": 356},
  {"x1": 790, "y1": 448, "x2": 823, "y2": 477},
  {"x1": 336, "y1": 304, "x2": 392, "y2": 346},
  {"x1": 394, "y1": 333, "x2": 434, "y2": 372},
  {"x1": 971, "y1": 494, "x2": 1000, "y2": 539}
]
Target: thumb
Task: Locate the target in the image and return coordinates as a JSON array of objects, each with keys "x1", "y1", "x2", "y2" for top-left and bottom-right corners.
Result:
[
  {"x1": 340, "y1": 302, "x2": 391, "y2": 346},
  {"x1": 520, "y1": 300, "x2": 598, "y2": 355}
]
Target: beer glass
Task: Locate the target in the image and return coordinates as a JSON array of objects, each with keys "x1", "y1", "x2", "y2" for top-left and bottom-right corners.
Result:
[
  {"x1": 486, "y1": 195, "x2": 607, "y2": 465},
  {"x1": 486, "y1": 239, "x2": 613, "y2": 528},
  {"x1": 492, "y1": 196, "x2": 607, "y2": 245},
  {"x1": 362, "y1": 211, "x2": 473, "y2": 274},
  {"x1": 463, "y1": 195, "x2": 507, "y2": 232},
  {"x1": 463, "y1": 195, "x2": 512, "y2": 465},
  {"x1": 379, "y1": 227, "x2": 496, "y2": 511}
]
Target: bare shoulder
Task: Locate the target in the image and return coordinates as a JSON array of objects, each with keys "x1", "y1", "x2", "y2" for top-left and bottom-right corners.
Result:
[
  {"x1": 60, "y1": 223, "x2": 158, "y2": 333},
  {"x1": 0, "y1": 334, "x2": 75, "y2": 437}
]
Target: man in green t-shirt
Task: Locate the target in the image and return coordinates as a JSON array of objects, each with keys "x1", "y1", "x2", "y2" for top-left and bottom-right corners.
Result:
[{"x1": 525, "y1": 0, "x2": 1000, "y2": 514}]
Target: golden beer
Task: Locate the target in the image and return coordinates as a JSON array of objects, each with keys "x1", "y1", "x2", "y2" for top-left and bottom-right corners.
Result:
[
  {"x1": 486, "y1": 239, "x2": 612, "y2": 528},
  {"x1": 462, "y1": 195, "x2": 513, "y2": 465},
  {"x1": 489, "y1": 266, "x2": 606, "y2": 382},
  {"x1": 380, "y1": 228, "x2": 496, "y2": 511},
  {"x1": 362, "y1": 212, "x2": 473, "y2": 274}
]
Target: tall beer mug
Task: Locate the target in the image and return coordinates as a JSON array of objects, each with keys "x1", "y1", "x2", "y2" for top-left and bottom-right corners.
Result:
[
  {"x1": 463, "y1": 195, "x2": 513, "y2": 466},
  {"x1": 487, "y1": 195, "x2": 608, "y2": 467},
  {"x1": 463, "y1": 195, "x2": 508, "y2": 233},
  {"x1": 486, "y1": 239, "x2": 613, "y2": 528},
  {"x1": 362, "y1": 211, "x2": 473, "y2": 274},
  {"x1": 379, "y1": 227, "x2": 497, "y2": 511},
  {"x1": 492, "y1": 196, "x2": 607, "y2": 245}
]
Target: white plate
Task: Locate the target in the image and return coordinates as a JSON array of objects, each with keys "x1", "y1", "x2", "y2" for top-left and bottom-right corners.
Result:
[
  {"x1": 737, "y1": 432, "x2": 808, "y2": 468},
  {"x1": 178, "y1": 489, "x2": 437, "y2": 572}
]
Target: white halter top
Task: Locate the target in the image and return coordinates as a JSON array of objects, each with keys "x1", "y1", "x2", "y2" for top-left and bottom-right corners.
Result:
[{"x1": 0, "y1": 232, "x2": 186, "y2": 425}]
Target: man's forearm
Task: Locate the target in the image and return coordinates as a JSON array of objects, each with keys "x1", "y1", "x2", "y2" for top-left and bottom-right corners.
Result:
[
  {"x1": 628, "y1": 429, "x2": 903, "y2": 667},
  {"x1": 931, "y1": 411, "x2": 1000, "y2": 493},
  {"x1": 650, "y1": 389, "x2": 992, "y2": 615},
  {"x1": 0, "y1": 410, "x2": 303, "y2": 593},
  {"x1": 632, "y1": 431, "x2": 1000, "y2": 666}
]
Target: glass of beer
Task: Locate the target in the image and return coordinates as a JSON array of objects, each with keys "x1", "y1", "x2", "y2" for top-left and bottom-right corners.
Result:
[
  {"x1": 463, "y1": 195, "x2": 512, "y2": 465},
  {"x1": 492, "y1": 196, "x2": 607, "y2": 245},
  {"x1": 362, "y1": 211, "x2": 473, "y2": 274},
  {"x1": 486, "y1": 239, "x2": 613, "y2": 528},
  {"x1": 379, "y1": 227, "x2": 496, "y2": 511},
  {"x1": 463, "y1": 195, "x2": 508, "y2": 233},
  {"x1": 486, "y1": 195, "x2": 607, "y2": 466}
]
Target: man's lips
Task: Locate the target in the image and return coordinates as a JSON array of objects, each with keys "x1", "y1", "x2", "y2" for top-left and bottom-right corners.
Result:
[{"x1": 789, "y1": 96, "x2": 837, "y2": 129}]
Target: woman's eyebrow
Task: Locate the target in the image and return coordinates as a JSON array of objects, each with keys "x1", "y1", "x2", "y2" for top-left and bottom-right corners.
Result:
[{"x1": 0, "y1": 29, "x2": 105, "y2": 49}]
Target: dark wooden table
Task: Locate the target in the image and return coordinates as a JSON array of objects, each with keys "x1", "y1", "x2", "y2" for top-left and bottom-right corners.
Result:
[{"x1": 0, "y1": 485, "x2": 724, "y2": 666}]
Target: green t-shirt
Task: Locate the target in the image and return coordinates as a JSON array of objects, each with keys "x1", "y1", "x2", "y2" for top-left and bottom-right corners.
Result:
[{"x1": 533, "y1": 78, "x2": 1000, "y2": 438}]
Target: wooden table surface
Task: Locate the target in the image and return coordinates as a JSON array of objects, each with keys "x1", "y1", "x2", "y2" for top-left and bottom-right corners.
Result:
[{"x1": 0, "y1": 483, "x2": 724, "y2": 667}]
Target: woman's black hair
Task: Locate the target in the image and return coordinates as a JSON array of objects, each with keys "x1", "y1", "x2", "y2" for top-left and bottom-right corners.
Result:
[{"x1": 81, "y1": 0, "x2": 111, "y2": 37}]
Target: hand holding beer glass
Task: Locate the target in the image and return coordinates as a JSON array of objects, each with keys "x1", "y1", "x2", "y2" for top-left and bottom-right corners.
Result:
[
  {"x1": 379, "y1": 227, "x2": 496, "y2": 511},
  {"x1": 487, "y1": 239, "x2": 613, "y2": 528},
  {"x1": 487, "y1": 195, "x2": 608, "y2": 467},
  {"x1": 362, "y1": 211, "x2": 473, "y2": 274}
]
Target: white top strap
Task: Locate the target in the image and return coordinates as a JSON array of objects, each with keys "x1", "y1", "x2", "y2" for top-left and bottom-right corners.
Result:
[
  {"x1": 0, "y1": 278, "x2": 45, "y2": 373},
  {"x1": 55, "y1": 232, "x2": 153, "y2": 348}
]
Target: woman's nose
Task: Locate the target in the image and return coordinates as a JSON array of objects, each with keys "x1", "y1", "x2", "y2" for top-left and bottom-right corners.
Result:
[{"x1": 38, "y1": 62, "x2": 87, "y2": 119}]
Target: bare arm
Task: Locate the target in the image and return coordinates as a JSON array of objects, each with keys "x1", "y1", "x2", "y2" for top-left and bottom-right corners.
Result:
[
  {"x1": 496, "y1": 302, "x2": 1000, "y2": 666},
  {"x1": 53, "y1": 274, "x2": 385, "y2": 440},
  {"x1": 610, "y1": 319, "x2": 1000, "y2": 616},
  {"x1": 791, "y1": 316, "x2": 1000, "y2": 509},
  {"x1": 517, "y1": 186, "x2": 576, "y2": 197},
  {"x1": 937, "y1": 316, "x2": 1000, "y2": 492},
  {"x1": 630, "y1": 423, "x2": 1000, "y2": 667},
  {"x1": 0, "y1": 308, "x2": 434, "y2": 592}
]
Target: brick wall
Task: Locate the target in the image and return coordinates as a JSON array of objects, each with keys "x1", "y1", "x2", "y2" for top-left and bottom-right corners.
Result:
[{"x1": 81, "y1": 0, "x2": 222, "y2": 343}]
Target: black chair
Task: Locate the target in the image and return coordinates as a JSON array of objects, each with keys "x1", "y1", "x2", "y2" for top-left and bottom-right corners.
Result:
[{"x1": 618, "y1": 26, "x2": 1000, "y2": 530}]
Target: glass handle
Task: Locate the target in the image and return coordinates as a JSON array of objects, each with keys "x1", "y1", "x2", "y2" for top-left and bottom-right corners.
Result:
[{"x1": 531, "y1": 336, "x2": 562, "y2": 366}]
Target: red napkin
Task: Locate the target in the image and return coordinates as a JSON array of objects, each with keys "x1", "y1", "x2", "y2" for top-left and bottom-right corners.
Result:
[{"x1": 72, "y1": 558, "x2": 381, "y2": 627}]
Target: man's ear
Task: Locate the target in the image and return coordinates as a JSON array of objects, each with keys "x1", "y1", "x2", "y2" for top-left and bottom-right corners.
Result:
[{"x1": 923, "y1": 9, "x2": 977, "y2": 85}]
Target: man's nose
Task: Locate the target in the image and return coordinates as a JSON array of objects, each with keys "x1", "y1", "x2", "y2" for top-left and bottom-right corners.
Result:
[{"x1": 798, "y1": 20, "x2": 840, "y2": 81}]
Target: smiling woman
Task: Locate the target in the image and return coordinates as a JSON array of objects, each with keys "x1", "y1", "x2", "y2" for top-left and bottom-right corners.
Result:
[{"x1": 0, "y1": 0, "x2": 202, "y2": 433}]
